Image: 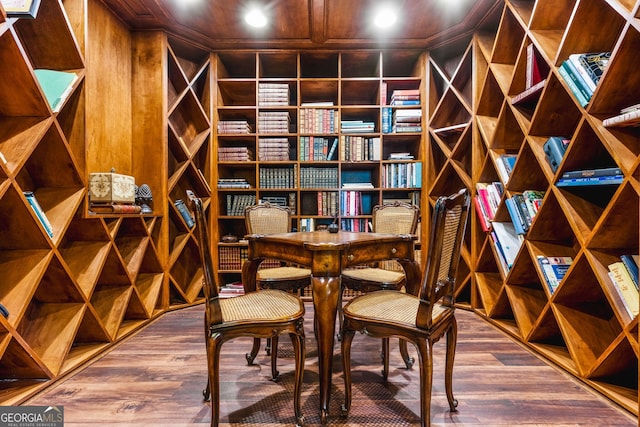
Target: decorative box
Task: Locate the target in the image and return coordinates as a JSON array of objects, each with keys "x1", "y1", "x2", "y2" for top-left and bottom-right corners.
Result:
[{"x1": 89, "y1": 172, "x2": 136, "y2": 204}]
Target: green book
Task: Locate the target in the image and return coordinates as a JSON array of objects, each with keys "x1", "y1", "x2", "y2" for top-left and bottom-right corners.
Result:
[{"x1": 34, "y1": 69, "x2": 78, "y2": 113}]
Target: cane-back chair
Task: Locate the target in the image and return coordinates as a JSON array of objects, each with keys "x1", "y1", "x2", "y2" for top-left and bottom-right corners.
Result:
[
  {"x1": 244, "y1": 202, "x2": 312, "y2": 364},
  {"x1": 187, "y1": 191, "x2": 306, "y2": 427},
  {"x1": 340, "y1": 200, "x2": 420, "y2": 376},
  {"x1": 340, "y1": 188, "x2": 470, "y2": 427}
]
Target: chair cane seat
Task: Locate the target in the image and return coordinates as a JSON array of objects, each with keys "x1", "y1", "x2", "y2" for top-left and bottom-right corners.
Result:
[
  {"x1": 257, "y1": 266, "x2": 312, "y2": 282},
  {"x1": 218, "y1": 289, "x2": 304, "y2": 323},
  {"x1": 341, "y1": 268, "x2": 405, "y2": 286},
  {"x1": 343, "y1": 290, "x2": 449, "y2": 328}
]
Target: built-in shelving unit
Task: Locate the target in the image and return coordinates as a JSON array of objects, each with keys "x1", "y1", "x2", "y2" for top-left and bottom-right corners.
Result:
[{"x1": 212, "y1": 50, "x2": 427, "y2": 288}]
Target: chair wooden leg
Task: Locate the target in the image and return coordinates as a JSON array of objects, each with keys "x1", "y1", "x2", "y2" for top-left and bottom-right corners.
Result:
[
  {"x1": 445, "y1": 317, "x2": 459, "y2": 412},
  {"x1": 270, "y1": 335, "x2": 280, "y2": 380},
  {"x1": 381, "y1": 337, "x2": 390, "y2": 380},
  {"x1": 400, "y1": 339, "x2": 415, "y2": 369},
  {"x1": 416, "y1": 339, "x2": 433, "y2": 427},
  {"x1": 203, "y1": 379, "x2": 210, "y2": 402},
  {"x1": 208, "y1": 338, "x2": 223, "y2": 427},
  {"x1": 340, "y1": 329, "x2": 355, "y2": 417},
  {"x1": 290, "y1": 328, "x2": 306, "y2": 427},
  {"x1": 246, "y1": 338, "x2": 261, "y2": 365}
]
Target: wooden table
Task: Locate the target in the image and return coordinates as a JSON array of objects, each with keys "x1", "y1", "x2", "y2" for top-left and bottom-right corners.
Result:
[{"x1": 242, "y1": 230, "x2": 421, "y2": 424}]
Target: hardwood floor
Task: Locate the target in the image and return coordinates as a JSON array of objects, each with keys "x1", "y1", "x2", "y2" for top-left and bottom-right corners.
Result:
[{"x1": 26, "y1": 302, "x2": 637, "y2": 426}]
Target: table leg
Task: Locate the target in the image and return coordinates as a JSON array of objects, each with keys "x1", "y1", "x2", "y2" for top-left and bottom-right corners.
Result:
[{"x1": 311, "y1": 275, "x2": 340, "y2": 425}]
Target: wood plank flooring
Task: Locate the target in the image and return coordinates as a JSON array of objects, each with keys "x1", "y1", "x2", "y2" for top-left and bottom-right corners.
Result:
[{"x1": 25, "y1": 303, "x2": 637, "y2": 426}]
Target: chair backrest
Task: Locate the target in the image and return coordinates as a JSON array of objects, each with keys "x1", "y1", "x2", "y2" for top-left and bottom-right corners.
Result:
[
  {"x1": 372, "y1": 201, "x2": 420, "y2": 235},
  {"x1": 187, "y1": 190, "x2": 223, "y2": 325},
  {"x1": 416, "y1": 188, "x2": 470, "y2": 329},
  {"x1": 245, "y1": 202, "x2": 292, "y2": 235}
]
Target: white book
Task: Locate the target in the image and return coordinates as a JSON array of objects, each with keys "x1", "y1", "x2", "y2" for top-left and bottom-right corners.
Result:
[{"x1": 492, "y1": 222, "x2": 523, "y2": 268}]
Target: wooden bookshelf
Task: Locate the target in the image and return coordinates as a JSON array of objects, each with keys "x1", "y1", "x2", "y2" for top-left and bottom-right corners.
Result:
[
  {"x1": 212, "y1": 50, "x2": 427, "y2": 288},
  {"x1": 465, "y1": 0, "x2": 639, "y2": 415}
]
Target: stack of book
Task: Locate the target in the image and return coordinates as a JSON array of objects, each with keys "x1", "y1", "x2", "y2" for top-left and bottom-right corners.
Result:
[
  {"x1": 556, "y1": 166, "x2": 623, "y2": 187},
  {"x1": 218, "y1": 120, "x2": 251, "y2": 134},
  {"x1": 505, "y1": 190, "x2": 545, "y2": 235},
  {"x1": 603, "y1": 103, "x2": 640, "y2": 128},
  {"x1": 217, "y1": 178, "x2": 251, "y2": 189},
  {"x1": 257, "y1": 111, "x2": 290, "y2": 134},
  {"x1": 218, "y1": 282, "x2": 246, "y2": 298},
  {"x1": 392, "y1": 109, "x2": 422, "y2": 133},
  {"x1": 258, "y1": 137, "x2": 289, "y2": 161},
  {"x1": 389, "y1": 88, "x2": 420, "y2": 106},
  {"x1": 258, "y1": 83, "x2": 289, "y2": 106},
  {"x1": 537, "y1": 255, "x2": 573, "y2": 295},
  {"x1": 218, "y1": 146, "x2": 252, "y2": 161},
  {"x1": 558, "y1": 51, "x2": 611, "y2": 107},
  {"x1": 340, "y1": 120, "x2": 375, "y2": 133},
  {"x1": 608, "y1": 255, "x2": 639, "y2": 318}
]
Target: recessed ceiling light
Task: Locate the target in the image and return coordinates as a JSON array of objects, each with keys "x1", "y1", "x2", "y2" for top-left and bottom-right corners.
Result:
[
  {"x1": 373, "y1": 5, "x2": 398, "y2": 29},
  {"x1": 245, "y1": 8, "x2": 267, "y2": 28}
]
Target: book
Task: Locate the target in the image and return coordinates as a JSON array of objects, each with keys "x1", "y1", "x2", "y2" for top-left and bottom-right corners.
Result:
[
  {"x1": 432, "y1": 122, "x2": 468, "y2": 136},
  {"x1": 568, "y1": 54, "x2": 597, "y2": 92},
  {"x1": 608, "y1": 262, "x2": 639, "y2": 317},
  {"x1": 90, "y1": 204, "x2": 143, "y2": 214},
  {"x1": 511, "y1": 78, "x2": 546, "y2": 105},
  {"x1": 473, "y1": 195, "x2": 491, "y2": 232},
  {"x1": 577, "y1": 51, "x2": 611, "y2": 85},
  {"x1": 505, "y1": 197, "x2": 527, "y2": 235},
  {"x1": 537, "y1": 256, "x2": 573, "y2": 294},
  {"x1": 543, "y1": 136, "x2": 569, "y2": 172},
  {"x1": 561, "y1": 167, "x2": 622, "y2": 179},
  {"x1": 174, "y1": 199, "x2": 195, "y2": 228},
  {"x1": 558, "y1": 62, "x2": 589, "y2": 107},
  {"x1": 620, "y1": 254, "x2": 639, "y2": 289},
  {"x1": 34, "y1": 69, "x2": 79, "y2": 113},
  {"x1": 24, "y1": 191, "x2": 53, "y2": 237},
  {"x1": 326, "y1": 137, "x2": 339, "y2": 160},
  {"x1": 562, "y1": 59, "x2": 593, "y2": 99},
  {"x1": 1, "y1": 0, "x2": 41, "y2": 18},
  {"x1": 556, "y1": 174, "x2": 624, "y2": 187},
  {"x1": 492, "y1": 222, "x2": 523, "y2": 270},
  {"x1": 522, "y1": 190, "x2": 544, "y2": 220},
  {"x1": 525, "y1": 43, "x2": 544, "y2": 88},
  {"x1": 602, "y1": 108, "x2": 640, "y2": 128}
]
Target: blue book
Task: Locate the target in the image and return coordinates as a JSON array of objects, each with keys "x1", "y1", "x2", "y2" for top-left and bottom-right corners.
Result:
[
  {"x1": 620, "y1": 255, "x2": 639, "y2": 289},
  {"x1": 561, "y1": 167, "x2": 622, "y2": 179},
  {"x1": 556, "y1": 175, "x2": 623, "y2": 187},
  {"x1": 505, "y1": 197, "x2": 526, "y2": 235},
  {"x1": 24, "y1": 191, "x2": 54, "y2": 238},
  {"x1": 537, "y1": 256, "x2": 573, "y2": 294}
]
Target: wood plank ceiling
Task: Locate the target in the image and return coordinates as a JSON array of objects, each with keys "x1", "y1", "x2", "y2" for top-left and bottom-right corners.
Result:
[{"x1": 98, "y1": 0, "x2": 503, "y2": 51}]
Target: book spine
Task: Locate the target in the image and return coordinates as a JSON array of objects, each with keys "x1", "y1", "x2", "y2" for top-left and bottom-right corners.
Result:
[
  {"x1": 561, "y1": 167, "x2": 623, "y2": 179},
  {"x1": 620, "y1": 255, "x2": 639, "y2": 289},
  {"x1": 556, "y1": 175, "x2": 624, "y2": 187},
  {"x1": 602, "y1": 108, "x2": 640, "y2": 128},
  {"x1": 558, "y1": 63, "x2": 589, "y2": 107},
  {"x1": 175, "y1": 199, "x2": 195, "y2": 228},
  {"x1": 24, "y1": 192, "x2": 54, "y2": 238},
  {"x1": 608, "y1": 262, "x2": 639, "y2": 317},
  {"x1": 562, "y1": 59, "x2": 594, "y2": 98}
]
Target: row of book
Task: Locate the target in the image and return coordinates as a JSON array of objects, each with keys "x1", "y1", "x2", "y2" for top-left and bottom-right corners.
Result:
[
  {"x1": 299, "y1": 108, "x2": 337, "y2": 133},
  {"x1": 387, "y1": 88, "x2": 420, "y2": 106},
  {"x1": 299, "y1": 167, "x2": 339, "y2": 188},
  {"x1": 218, "y1": 178, "x2": 251, "y2": 189},
  {"x1": 262, "y1": 193, "x2": 296, "y2": 214},
  {"x1": 505, "y1": 191, "x2": 545, "y2": 235},
  {"x1": 218, "y1": 246, "x2": 248, "y2": 270},
  {"x1": 259, "y1": 166, "x2": 297, "y2": 188},
  {"x1": 225, "y1": 194, "x2": 257, "y2": 216},
  {"x1": 339, "y1": 135, "x2": 380, "y2": 161},
  {"x1": 299, "y1": 136, "x2": 338, "y2": 161},
  {"x1": 381, "y1": 162, "x2": 422, "y2": 189},
  {"x1": 315, "y1": 191, "x2": 339, "y2": 216},
  {"x1": 340, "y1": 218, "x2": 370, "y2": 232}
]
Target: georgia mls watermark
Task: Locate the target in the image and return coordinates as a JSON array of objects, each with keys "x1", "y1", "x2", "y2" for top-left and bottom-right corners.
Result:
[{"x1": 0, "y1": 406, "x2": 63, "y2": 427}]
